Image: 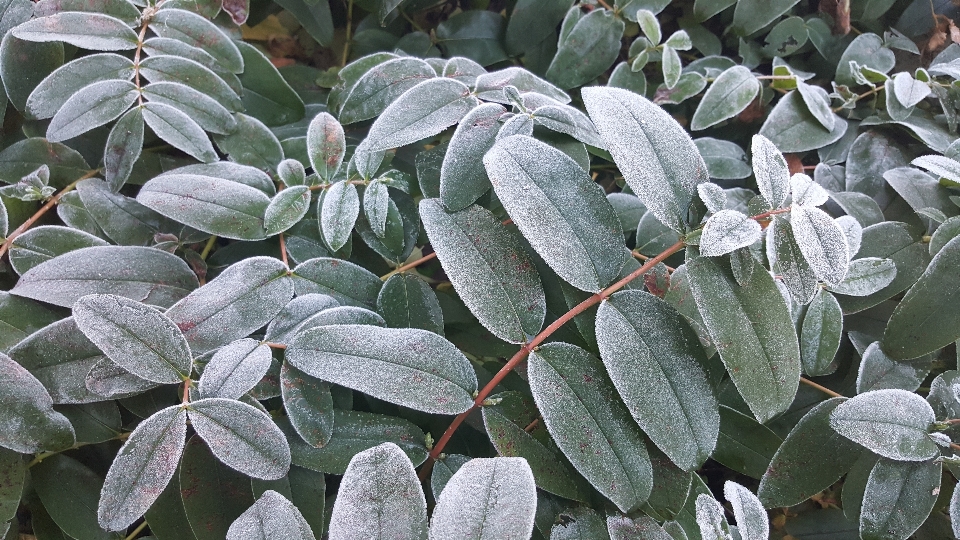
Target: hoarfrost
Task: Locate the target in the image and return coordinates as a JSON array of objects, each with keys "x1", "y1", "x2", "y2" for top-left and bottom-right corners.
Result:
[
  {"x1": 279, "y1": 362, "x2": 334, "y2": 448},
  {"x1": 0, "y1": 352, "x2": 75, "y2": 453},
  {"x1": 320, "y1": 180, "x2": 359, "y2": 252},
  {"x1": 930, "y1": 432, "x2": 952, "y2": 447},
  {"x1": 362, "y1": 180, "x2": 389, "y2": 237},
  {"x1": 770, "y1": 217, "x2": 819, "y2": 305},
  {"x1": 264, "y1": 294, "x2": 340, "y2": 344},
  {"x1": 695, "y1": 494, "x2": 732, "y2": 540},
  {"x1": 296, "y1": 306, "x2": 385, "y2": 334},
  {"x1": 697, "y1": 183, "x2": 726, "y2": 214},
  {"x1": 855, "y1": 341, "x2": 929, "y2": 394},
  {"x1": 829, "y1": 388, "x2": 938, "y2": 461},
  {"x1": 439, "y1": 103, "x2": 505, "y2": 211},
  {"x1": 790, "y1": 173, "x2": 829, "y2": 207},
  {"x1": 606, "y1": 515, "x2": 673, "y2": 540},
  {"x1": 699, "y1": 210, "x2": 761, "y2": 257},
  {"x1": 306, "y1": 112, "x2": 345, "y2": 182},
  {"x1": 86, "y1": 358, "x2": 160, "y2": 398},
  {"x1": 495, "y1": 113, "x2": 534, "y2": 140},
  {"x1": 474, "y1": 67, "x2": 570, "y2": 104},
  {"x1": 328, "y1": 442, "x2": 427, "y2": 540},
  {"x1": 291, "y1": 257, "x2": 382, "y2": 309},
  {"x1": 751, "y1": 134, "x2": 790, "y2": 209},
  {"x1": 264, "y1": 186, "x2": 311, "y2": 236},
  {"x1": 835, "y1": 215, "x2": 862, "y2": 258},
  {"x1": 723, "y1": 481, "x2": 768, "y2": 540},
  {"x1": 337, "y1": 57, "x2": 435, "y2": 124},
  {"x1": 790, "y1": 206, "x2": 850, "y2": 286},
  {"x1": 860, "y1": 458, "x2": 941, "y2": 540},
  {"x1": 226, "y1": 490, "x2": 316, "y2": 540},
  {"x1": 827, "y1": 257, "x2": 896, "y2": 297},
  {"x1": 428, "y1": 457, "x2": 536, "y2": 539},
  {"x1": 198, "y1": 339, "x2": 272, "y2": 400}
]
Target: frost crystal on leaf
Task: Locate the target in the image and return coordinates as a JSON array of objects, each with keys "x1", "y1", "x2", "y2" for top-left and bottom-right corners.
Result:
[
  {"x1": 751, "y1": 135, "x2": 790, "y2": 210},
  {"x1": 790, "y1": 206, "x2": 850, "y2": 286},
  {"x1": 790, "y1": 173, "x2": 829, "y2": 207},
  {"x1": 699, "y1": 209, "x2": 762, "y2": 257},
  {"x1": 226, "y1": 490, "x2": 316, "y2": 540},
  {"x1": 829, "y1": 388, "x2": 938, "y2": 461},
  {"x1": 198, "y1": 338, "x2": 272, "y2": 400},
  {"x1": 695, "y1": 494, "x2": 732, "y2": 540},
  {"x1": 835, "y1": 215, "x2": 862, "y2": 258},
  {"x1": 723, "y1": 481, "x2": 768, "y2": 540},
  {"x1": 697, "y1": 183, "x2": 726, "y2": 214}
]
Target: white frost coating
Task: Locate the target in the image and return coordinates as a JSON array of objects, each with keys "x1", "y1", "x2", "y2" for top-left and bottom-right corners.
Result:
[
  {"x1": 73, "y1": 294, "x2": 192, "y2": 384},
  {"x1": 198, "y1": 339, "x2": 272, "y2": 400},
  {"x1": 277, "y1": 159, "x2": 305, "y2": 187},
  {"x1": 474, "y1": 67, "x2": 570, "y2": 104},
  {"x1": 442, "y1": 57, "x2": 485, "y2": 86},
  {"x1": 606, "y1": 515, "x2": 673, "y2": 540},
  {"x1": 362, "y1": 180, "x2": 389, "y2": 237},
  {"x1": 306, "y1": 112, "x2": 345, "y2": 182},
  {"x1": 296, "y1": 306, "x2": 385, "y2": 333},
  {"x1": 952, "y1": 475, "x2": 960, "y2": 538},
  {"x1": 770, "y1": 217, "x2": 819, "y2": 305},
  {"x1": 321, "y1": 180, "x2": 360, "y2": 252},
  {"x1": 829, "y1": 388, "x2": 938, "y2": 461},
  {"x1": 930, "y1": 432, "x2": 952, "y2": 447},
  {"x1": 750, "y1": 135, "x2": 790, "y2": 209},
  {"x1": 0, "y1": 352, "x2": 75, "y2": 453},
  {"x1": 264, "y1": 294, "x2": 339, "y2": 343},
  {"x1": 328, "y1": 442, "x2": 427, "y2": 540},
  {"x1": 790, "y1": 206, "x2": 850, "y2": 286},
  {"x1": 264, "y1": 186, "x2": 311, "y2": 236},
  {"x1": 530, "y1": 104, "x2": 605, "y2": 149},
  {"x1": 86, "y1": 358, "x2": 160, "y2": 398},
  {"x1": 695, "y1": 494, "x2": 732, "y2": 540},
  {"x1": 723, "y1": 481, "x2": 768, "y2": 540},
  {"x1": 860, "y1": 458, "x2": 941, "y2": 540},
  {"x1": 827, "y1": 257, "x2": 896, "y2": 297},
  {"x1": 835, "y1": 215, "x2": 862, "y2": 258},
  {"x1": 287, "y1": 325, "x2": 477, "y2": 415},
  {"x1": 226, "y1": 490, "x2": 316, "y2": 540},
  {"x1": 359, "y1": 78, "x2": 479, "y2": 152},
  {"x1": 699, "y1": 210, "x2": 762, "y2": 257},
  {"x1": 98, "y1": 405, "x2": 187, "y2": 531},
  {"x1": 428, "y1": 457, "x2": 535, "y2": 539},
  {"x1": 697, "y1": 183, "x2": 726, "y2": 214},
  {"x1": 440, "y1": 103, "x2": 506, "y2": 211},
  {"x1": 582, "y1": 87, "x2": 708, "y2": 233},
  {"x1": 495, "y1": 114, "x2": 534, "y2": 140},
  {"x1": 855, "y1": 341, "x2": 928, "y2": 394},
  {"x1": 187, "y1": 397, "x2": 291, "y2": 479},
  {"x1": 790, "y1": 173, "x2": 829, "y2": 207}
]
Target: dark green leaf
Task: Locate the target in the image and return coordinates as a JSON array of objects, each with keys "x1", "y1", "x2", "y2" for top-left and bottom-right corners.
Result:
[
  {"x1": 0, "y1": 292, "x2": 61, "y2": 352},
  {"x1": 273, "y1": 0, "x2": 333, "y2": 47},
  {"x1": 291, "y1": 257, "x2": 382, "y2": 309},
  {"x1": 691, "y1": 66, "x2": 760, "y2": 131},
  {"x1": 550, "y1": 507, "x2": 610, "y2": 539},
  {"x1": 376, "y1": 273, "x2": 444, "y2": 335},
  {"x1": 759, "y1": 91, "x2": 847, "y2": 152},
  {"x1": 214, "y1": 113, "x2": 285, "y2": 173},
  {"x1": 0, "y1": 352, "x2": 74, "y2": 453},
  {"x1": 103, "y1": 107, "x2": 143, "y2": 191},
  {"x1": 179, "y1": 435, "x2": 255, "y2": 540},
  {"x1": 280, "y1": 361, "x2": 333, "y2": 448},
  {"x1": 235, "y1": 41, "x2": 304, "y2": 126},
  {"x1": 713, "y1": 405, "x2": 782, "y2": 479},
  {"x1": 0, "y1": 35, "x2": 63, "y2": 118},
  {"x1": 837, "y1": 222, "x2": 929, "y2": 313},
  {"x1": 800, "y1": 289, "x2": 843, "y2": 376},
  {"x1": 9, "y1": 225, "x2": 108, "y2": 275},
  {"x1": 0, "y1": 448, "x2": 24, "y2": 524},
  {"x1": 546, "y1": 8, "x2": 624, "y2": 90},
  {"x1": 32, "y1": 455, "x2": 120, "y2": 540},
  {"x1": 12, "y1": 12, "x2": 138, "y2": 50},
  {"x1": 505, "y1": 0, "x2": 570, "y2": 55},
  {"x1": 732, "y1": 0, "x2": 801, "y2": 35},
  {"x1": 435, "y1": 10, "x2": 508, "y2": 67},
  {"x1": 288, "y1": 466, "x2": 325, "y2": 537},
  {"x1": 695, "y1": 138, "x2": 752, "y2": 180}
]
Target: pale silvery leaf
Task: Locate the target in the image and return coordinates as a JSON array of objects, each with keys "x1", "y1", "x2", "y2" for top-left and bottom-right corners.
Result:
[
  {"x1": 827, "y1": 257, "x2": 896, "y2": 296},
  {"x1": 12, "y1": 12, "x2": 139, "y2": 50},
  {"x1": 790, "y1": 206, "x2": 849, "y2": 285},
  {"x1": 697, "y1": 183, "x2": 726, "y2": 214},
  {"x1": 46, "y1": 79, "x2": 138, "y2": 142},
  {"x1": 829, "y1": 389, "x2": 938, "y2": 461},
  {"x1": 699, "y1": 210, "x2": 762, "y2": 257},
  {"x1": 0, "y1": 352, "x2": 75, "y2": 453},
  {"x1": 696, "y1": 494, "x2": 732, "y2": 540},
  {"x1": 98, "y1": 405, "x2": 187, "y2": 531},
  {"x1": 73, "y1": 294, "x2": 191, "y2": 384},
  {"x1": 836, "y1": 215, "x2": 862, "y2": 258},
  {"x1": 187, "y1": 397, "x2": 291, "y2": 480},
  {"x1": 929, "y1": 432, "x2": 951, "y2": 447},
  {"x1": 226, "y1": 490, "x2": 316, "y2": 540},
  {"x1": 723, "y1": 482, "x2": 768, "y2": 540},
  {"x1": 86, "y1": 358, "x2": 159, "y2": 399},
  {"x1": 0, "y1": 197, "x2": 7, "y2": 238},
  {"x1": 439, "y1": 103, "x2": 505, "y2": 211},
  {"x1": 198, "y1": 339, "x2": 272, "y2": 400},
  {"x1": 363, "y1": 180, "x2": 389, "y2": 237},
  {"x1": 428, "y1": 457, "x2": 536, "y2": 540},
  {"x1": 142, "y1": 101, "x2": 218, "y2": 163},
  {"x1": 751, "y1": 135, "x2": 790, "y2": 209},
  {"x1": 328, "y1": 442, "x2": 427, "y2": 540},
  {"x1": 148, "y1": 8, "x2": 244, "y2": 73},
  {"x1": 26, "y1": 53, "x2": 135, "y2": 120},
  {"x1": 306, "y1": 112, "x2": 344, "y2": 182},
  {"x1": 474, "y1": 67, "x2": 570, "y2": 104},
  {"x1": 496, "y1": 113, "x2": 534, "y2": 140},
  {"x1": 790, "y1": 173, "x2": 828, "y2": 207},
  {"x1": 320, "y1": 180, "x2": 359, "y2": 252},
  {"x1": 860, "y1": 459, "x2": 941, "y2": 540},
  {"x1": 277, "y1": 159, "x2": 305, "y2": 187},
  {"x1": 893, "y1": 72, "x2": 930, "y2": 108},
  {"x1": 265, "y1": 186, "x2": 311, "y2": 236},
  {"x1": 769, "y1": 217, "x2": 819, "y2": 305},
  {"x1": 265, "y1": 294, "x2": 339, "y2": 344}
]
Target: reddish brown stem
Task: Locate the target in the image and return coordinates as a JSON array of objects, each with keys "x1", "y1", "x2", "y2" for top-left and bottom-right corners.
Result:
[
  {"x1": 278, "y1": 232, "x2": 288, "y2": 268},
  {"x1": 799, "y1": 376, "x2": 843, "y2": 398},
  {"x1": 266, "y1": 342, "x2": 288, "y2": 350},
  {"x1": 381, "y1": 252, "x2": 437, "y2": 281}
]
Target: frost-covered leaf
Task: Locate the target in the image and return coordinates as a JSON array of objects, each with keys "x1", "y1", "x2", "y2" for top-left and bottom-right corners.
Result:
[
  {"x1": 287, "y1": 325, "x2": 476, "y2": 415},
  {"x1": 226, "y1": 490, "x2": 315, "y2": 540},
  {"x1": 892, "y1": 72, "x2": 930, "y2": 108},
  {"x1": 428, "y1": 457, "x2": 536, "y2": 540},
  {"x1": 529, "y1": 342, "x2": 653, "y2": 511},
  {"x1": 362, "y1": 180, "x2": 388, "y2": 237},
  {"x1": 328, "y1": 442, "x2": 427, "y2": 540},
  {"x1": 46, "y1": 79, "x2": 137, "y2": 142},
  {"x1": 26, "y1": 52, "x2": 135, "y2": 120},
  {"x1": 265, "y1": 294, "x2": 340, "y2": 344},
  {"x1": 836, "y1": 215, "x2": 862, "y2": 257},
  {"x1": 277, "y1": 159, "x2": 305, "y2": 187},
  {"x1": 376, "y1": 273, "x2": 444, "y2": 335},
  {"x1": 546, "y1": 8, "x2": 625, "y2": 90},
  {"x1": 11, "y1": 246, "x2": 199, "y2": 308},
  {"x1": 73, "y1": 294, "x2": 191, "y2": 384},
  {"x1": 97, "y1": 405, "x2": 187, "y2": 531},
  {"x1": 291, "y1": 257, "x2": 382, "y2": 309},
  {"x1": 142, "y1": 81, "x2": 235, "y2": 135},
  {"x1": 165, "y1": 256, "x2": 293, "y2": 354},
  {"x1": 860, "y1": 458, "x2": 940, "y2": 540},
  {"x1": 800, "y1": 289, "x2": 842, "y2": 376},
  {"x1": 697, "y1": 183, "x2": 726, "y2": 214},
  {"x1": 699, "y1": 210, "x2": 762, "y2": 257},
  {"x1": 827, "y1": 257, "x2": 896, "y2": 296},
  {"x1": 751, "y1": 135, "x2": 790, "y2": 209},
  {"x1": 440, "y1": 102, "x2": 504, "y2": 211},
  {"x1": 483, "y1": 135, "x2": 625, "y2": 292},
  {"x1": 9, "y1": 225, "x2": 109, "y2": 276},
  {"x1": 335, "y1": 57, "x2": 435, "y2": 124},
  {"x1": 139, "y1": 55, "x2": 242, "y2": 112},
  {"x1": 596, "y1": 291, "x2": 718, "y2": 471},
  {"x1": 770, "y1": 216, "x2": 817, "y2": 303},
  {"x1": 829, "y1": 389, "x2": 938, "y2": 461},
  {"x1": 911, "y1": 154, "x2": 960, "y2": 184},
  {"x1": 359, "y1": 78, "x2": 479, "y2": 153},
  {"x1": 188, "y1": 397, "x2": 291, "y2": 480},
  {"x1": 723, "y1": 482, "x2": 767, "y2": 540},
  {"x1": 319, "y1": 180, "x2": 358, "y2": 252},
  {"x1": 420, "y1": 200, "x2": 544, "y2": 343},
  {"x1": 12, "y1": 12, "x2": 138, "y2": 50},
  {"x1": 549, "y1": 507, "x2": 609, "y2": 539},
  {"x1": 790, "y1": 173, "x2": 828, "y2": 207},
  {"x1": 103, "y1": 107, "x2": 142, "y2": 191},
  {"x1": 790, "y1": 206, "x2": 849, "y2": 285},
  {"x1": 149, "y1": 8, "x2": 243, "y2": 74},
  {"x1": 582, "y1": 87, "x2": 709, "y2": 233},
  {"x1": 475, "y1": 67, "x2": 570, "y2": 104},
  {"x1": 686, "y1": 256, "x2": 800, "y2": 422},
  {"x1": 691, "y1": 66, "x2": 760, "y2": 131},
  {"x1": 0, "y1": 352, "x2": 74, "y2": 453},
  {"x1": 280, "y1": 361, "x2": 334, "y2": 449},
  {"x1": 142, "y1": 101, "x2": 218, "y2": 163},
  {"x1": 198, "y1": 339, "x2": 272, "y2": 400},
  {"x1": 85, "y1": 358, "x2": 158, "y2": 399},
  {"x1": 695, "y1": 494, "x2": 731, "y2": 540},
  {"x1": 306, "y1": 112, "x2": 343, "y2": 183},
  {"x1": 856, "y1": 341, "x2": 928, "y2": 394},
  {"x1": 265, "y1": 186, "x2": 310, "y2": 236}
]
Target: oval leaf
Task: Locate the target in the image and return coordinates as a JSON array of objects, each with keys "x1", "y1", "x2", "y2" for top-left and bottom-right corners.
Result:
[
  {"x1": 691, "y1": 66, "x2": 760, "y2": 131},
  {"x1": 12, "y1": 12, "x2": 138, "y2": 50},
  {"x1": 280, "y1": 361, "x2": 334, "y2": 448},
  {"x1": 827, "y1": 257, "x2": 896, "y2": 296},
  {"x1": 306, "y1": 112, "x2": 344, "y2": 182},
  {"x1": 142, "y1": 101, "x2": 218, "y2": 163},
  {"x1": 439, "y1": 102, "x2": 505, "y2": 211},
  {"x1": 46, "y1": 79, "x2": 137, "y2": 142},
  {"x1": 800, "y1": 289, "x2": 843, "y2": 376},
  {"x1": 319, "y1": 180, "x2": 359, "y2": 252},
  {"x1": 265, "y1": 186, "x2": 310, "y2": 236},
  {"x1": 790, "y1": 206, "x2": 849, "y2": 285},
  {"x1": 0, "y1": 352, "x2": 74, "y2": 453},
  {"x1": 829, "y1": 389, "x2": 938, "y2": 461},
  {"x1": 860, "y1": 458, "x2": 940, "y2": 540},
  {"x1": 103, "y1": 106, "x2": 143, "y2": 191},
  {"x1": 198, "y1": 339, "x2": 272, "y2": 400},
  {"x1": 226, "y1": 490, "x2": 315, "y2": 540},
  {"x1": 149, "y1": 8, "x2": 243, "y2": 73},
  {"x1": 376, "y1": 273, "x2": 444, "y2": 335},
  {"x1": 700, "y1": 209, "x2": 762, "y2": 257},
  {"x1": 724, "y1": 481, "x2": 768, "y2": 540}
]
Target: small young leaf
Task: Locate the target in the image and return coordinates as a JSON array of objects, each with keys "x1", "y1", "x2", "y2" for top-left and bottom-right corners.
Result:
[
  {"x1": 198, "y1": 339, "x2": 272, "y2": 400},
  {"x1": 0, "y1": 352, "x2": 75, "y2": 453},
  {"x1": 790, "y1": 206, "x2": 849, "y2": 285},
  {"x1": 695, "y1": 494, "x2": 731, "y2": 540},
  {"x1": 306, "y1": 112, "x2": 344, "y2": 183},
  {"x1": 800, "y1": 289, "x2": 842, "y2": 376},
  {"x1": 697, "y1": 183, "x2": 726, "y2": 214},
  {"x1": 439, "y1": 102, "x2": 505, "y2": 211},
  {"x1": 188, "y1": 397, "x2": 291, "y2": 480},
  {"x1": 280, "y1": 361, "x2": 334, "y2": 449},
  {"x1": 319, "y1": 180, "x2": 359, "y2": 252},
  {"x1": 328, "y1": 442, "x2": 427, "y2": 540},
  {"x1": 142, "y1": 101, "x2": 218, "y2": 163},
  {"x1": 827, "y1": 257, "x2": 896, "y2": 296},
  {"x1": 699, "y1": 210, "x2": 762, "y2": 257},
  {"x1": 829, "y1": 389, "x2": 938, "y2": 461},
  {"x1": 892, "y1": 72, "x2": 930, "y2": 108},
  {"x1": 751, "y1": 135, "x2": 790, "y2": 210},
  {"x1": 428, "y1": 457, "x2": 536, "y2": 540},
  {"x1": 265, "y1": 186, "x2": 311, "y2": 236},
  {"x1": 723, "y1": 482, "x2": 768, "y2": 540},
  {"x1": 226, "y1": 490, "x2": 316, "y2": 540},
  {"x1": 277, "y1": 159, "x2": 305, "y2": 187},
  {"x1": 790, "y1": 173, "x2": 829, "y2": 207},
  {"x1": 12, "y1": 12, "x2": 138, "y2": 50},
  {"x1": 46, "y1": 79, "x2": 137, "y2": 142}
]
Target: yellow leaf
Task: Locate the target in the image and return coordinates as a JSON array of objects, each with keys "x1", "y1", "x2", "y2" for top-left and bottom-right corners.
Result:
[{"x1": 241, "y1": 14, "x2": 290, "y2": 41}]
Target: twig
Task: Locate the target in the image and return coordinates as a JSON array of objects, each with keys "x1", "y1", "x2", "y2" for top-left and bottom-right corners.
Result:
[
  {"x1": 381, "y1": 252, "x2": 436, "y2": 281},
  {"x1": 279, "y1": 232, "x2": 288, "y2": 267},
  {"x1": 799, "y1": 376, "x2": 844, "y2": 398},
  {"x1": 200, "y1": 235, "x2": 217, "y2": 260},
  {"x1": 123, "y1": 521, "x2": 149, "y2": 540},
  {"x1": 341, "y1": 0, "x2": 354, "y2": 67}
]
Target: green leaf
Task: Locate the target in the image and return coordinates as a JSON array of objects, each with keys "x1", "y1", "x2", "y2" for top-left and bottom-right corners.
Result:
[
  {"x1": 138, "y1": 55, "x2": 242, "y2": 113},
  {"x1": 691, "y1": 66, "x2": 760, "y2": 131},
  {"x1": 75, "y1": 177, "x2": 163, "y2": 246},
  {"x1": 277, "y1": 159, "x2": 305, "y2": 187},
  {"x1": 235, "y1": 41, "x2": 304, "y2": 126},
  {"x1": 430, "y1": 454, "x2": 469, "y2": 500},
  {"x1": 280, "y1": 361, "x2": 334, "y2": 448},
  {"x1": 0, "y1": 34, "x2": 64, "y2": 119},
  {"x1": 700, "y1": 209, "x2": 762, "y2": 257},
  {"x1": 335, "y1": 57, "x2": 435, "y2": 124},
  {"x1": 430, "y1": 457, "x2": 536, "y2": 539},
  {"x1": 420, "y1": 200, "x2": 544, "y2": 343},
  {"x1": 759, "y1": 91, "x2": 847, "y2": 152},
  {"x1": 0, "y1": 352, "x2": 74, "y2": 453},
  {"x1": 830, "y1": 389, "x2": 938, "y2": 461},
  {"x1": 26, "y1": 53, "x2": 134, "y2": 120},
  {"x1": 46, "y1": 79, "x2": 136, "y2": 142},
  {"x1": 882, "y1": 234, "x2": 960, "y2": 359},
  {"x1": 800, "y1": 289, "x2": 842, "y2": 376},
  {"x1": 546, "y1": 8, "x2": 625, "y2": 90},
  {"x1": 376, "y1": 273, "x2": 444, "y2": 335},
  {"x1": 12, "y1": 12, "x2": 138, "y2": 50},
  {"x1": 288, "y1": 466, "x2": 325, "y2": 537},
  {"x1": 265, "y1": 294, "x2": 339, "y2": 344},
  {"x1": 529, "y1": 342, "x2": 654, "y2": 511},
  {"x1": 327, "y1": 443, "x2": 427, "y2": 540},
  {"x1": 137, "y1": 173, "x2": 271, "y2": 240},
  {"x1": 362, "y1": 180, "x2": 388, "y2": 237},
  {"x1": 731, "y1": 0, "x2": 801, "y2": 35},
  {"x1": 475, "y1": 67, "x2": 570, "y2": 104},
  {"x1": 724, "y1": 482, "x2": 768, "y2": 540},
  {"x1": 434, "y1": 10, "x2": 508, "y2": 67},
  {"x1": 32, "y1": 455, "x2": 120, "y2": 540},
  {"x1": 319, "y1": 180, "x2": 358, "y2": 252},
  {"x1": 686, "y1": 256, "x2": 801, "y2": 423},
  {"x1": 306, "y1": 112, "x2": 344, "y2": 182},
  {"x1": 484, "y1": 135, "x2": 625, "y2": 292},
  {"x1": 930, "y1": 216, "x2": 960, "y2": 256},
  {"x1": 103, "y1": 107, "x2": 143, "y2": 191},
  {"x1": 150, "y1": 8, "x2": 243, "y2": 73},
  {"x1": 856, "y1": 340, "x2": 928, "y2": 394},
  {"x1": 505, "y1": 0, "x2": 570, "y2": 56},
  {"x1": 55, "y1": 401, "x2": 120, "y2": 444},
  {"x1": 273, "y1": 0, "x2": 333, "y2": 47},
  {"x1": 827, "y1": 257, "x2": 896, "y2": 296},
  {"x1": 0, "y1": 448, "x2": 24, "y2": 524},
  {"x1": 226, "y1": 490, "x2": 315, "y2": 540},
  {"x1": 695, "y1": 138, "x2": 752, "y2": 180},
  {"x1": 860, "y1": 458, "x2": 940, "y2": 540},
  {"x1": 661, "y1": 45, "x2": 682, "y2": 89},
  {"x1": 835, "y1": 33, "x2": 895, "y2": 87},
  {"x1": 291, "y1": 257, "x2": 382, "y2": 309},
  {"x1": 73, "y1": 294, "x2": 191, "y2": 384},
  {"x1": 198, "y1": 339, "x2": 272, "y2": 400},
  {"x1": 837, "y1": 222, "x2": 929, "y2": 313},
  {"x1": 265, "y1": 186, "x2": 310, "y2": 236},
  {"x1": 885, "y1": 166, "x2": 959, "y2": 220},
  {"x1": 0, "y1": 292, "x2": 61, "y2": 352},
  {"x1": 165, "y1": 256, "x2": 293, "y2": 354},
  {"x1": 596, "y1": 290, "x2": 719, "y2": 471},
  {"x1": 790, "y1": 206, "x2": 849, "y2": 285},
  {"x1": 142, "y1": 101, "x2": 218, "y2": 163},
  {"x1": 439, "y1": 102, "x2": 505, "y2": 211},
  {"x1": 288, "y1": 325, "x2": 476, "y2": 414},
  {"x1": 550, "y1": 507, "x2": 610, "y2": 539},
  {"x1": 179, "y1": 435, "x2": 255, "y2": 540},
  {"x1": 142, "y1": 81, "x2": 236, "y2": 135},
  {"x1": 12, "y1": 246, "x2": 199, "y2": 308},
  {"x1": 33, "y1": 0, "x2": 141, "y2": 25},
  {"x1": 187, "y1": 397, "x2": 291, "y2": 480},
  {"x1": 751, "y1": 134, "x2": 791, "y2": 210},
  {"x1": 712, "y1": 405, "x2": 782, "y2": 479},
  {"x1": 98, "y1": 405, "x2": 187, "y2": 531},
  {"x1": 214, "y1": 113, "x2": 284, "y2": 173},
  {"x1": 0, "y1": 138, "x2": 88, "y2": 188},
  {"x1": 9, "y1": 225, "x2": 108, "y2": 275},
  {"x1": 359, "y1": 77, "x2": 479, "y2": 152},
  {"x1": 582, "y1": 86, "x2": 709, "y2": 233},
  {"x1": 912, "y1": 154, "x2": 960, "y2": 184}
]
